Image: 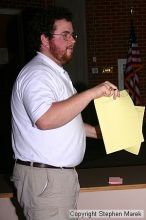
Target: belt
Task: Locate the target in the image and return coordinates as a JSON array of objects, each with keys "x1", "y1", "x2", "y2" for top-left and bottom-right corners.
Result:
[{"x1": 16, "y1": 159, "x2": 74, "y2": 169}]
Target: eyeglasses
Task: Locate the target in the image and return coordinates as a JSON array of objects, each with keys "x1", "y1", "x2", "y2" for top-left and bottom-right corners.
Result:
[{"x1": 50, "y1": 31, "x2": 78, "y2": 41}]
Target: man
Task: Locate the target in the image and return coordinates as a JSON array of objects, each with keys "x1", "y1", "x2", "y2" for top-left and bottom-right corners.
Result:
[{"x1": 11, "y1": 6, "x2": 119, "y2": 220}]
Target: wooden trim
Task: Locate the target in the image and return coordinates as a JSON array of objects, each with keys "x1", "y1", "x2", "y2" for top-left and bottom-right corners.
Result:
[
  {"x1": 80, "y1": 183, "x2": 146, "y2": 192},
  {"x1": 0, "y1": 193, "x2": 13, "y2": 198},
  {"x1": 1, "y1": 184, "x2": 146, "y2": 198}
]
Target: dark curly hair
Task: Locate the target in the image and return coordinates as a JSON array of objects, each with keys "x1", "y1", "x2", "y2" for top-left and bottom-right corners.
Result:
[{"x1": 26, "y1": 6, "x2": 73, "y2": 58}]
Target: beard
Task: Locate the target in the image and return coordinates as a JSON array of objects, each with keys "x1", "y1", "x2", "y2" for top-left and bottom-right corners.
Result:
[{"x1": 49, "y1": 42, "x2": 74, "y2": 65}]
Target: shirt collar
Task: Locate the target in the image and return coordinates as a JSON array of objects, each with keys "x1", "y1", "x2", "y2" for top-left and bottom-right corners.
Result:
[{"x1": 37, "y1": 52, "x2": 65, "y2": 75}]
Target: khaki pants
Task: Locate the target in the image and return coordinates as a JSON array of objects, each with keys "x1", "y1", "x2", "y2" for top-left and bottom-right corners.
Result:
[{"x1": 12, "y1": 163, "x2": 80, "y2": 220}]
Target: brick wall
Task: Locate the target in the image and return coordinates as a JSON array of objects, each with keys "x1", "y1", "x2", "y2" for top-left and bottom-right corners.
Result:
[
  {"x1": 0, "y1": 0, "x2": 146, "y2": 107},
  {"x1": 85, "y1": 0, "x2": 146, "y2": 111}
]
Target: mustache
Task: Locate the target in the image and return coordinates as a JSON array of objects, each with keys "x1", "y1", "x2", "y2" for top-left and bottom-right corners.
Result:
[{"x1": 66, "y1": 44, "x2": 74, "y2": 49}]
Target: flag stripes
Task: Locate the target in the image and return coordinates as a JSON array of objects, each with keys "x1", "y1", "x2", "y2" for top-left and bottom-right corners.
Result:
[{"x1": 124, "y1": 20, "x2": 142, "y2": 105}]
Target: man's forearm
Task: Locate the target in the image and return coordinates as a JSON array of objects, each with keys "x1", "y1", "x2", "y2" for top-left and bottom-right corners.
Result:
[{"x1": 35, "y1": 81, "x2": 119, "y2": 130}]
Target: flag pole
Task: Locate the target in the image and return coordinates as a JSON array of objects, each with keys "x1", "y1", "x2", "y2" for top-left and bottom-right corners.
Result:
[
  {"x1": 129, "y1": 0, "x2": 134, "y2": 15},
  {"x1": 130, "y1": 0, "x2": 134, "y2": 23},
  {"x1": 130, "y1": 7, "x2": 134, "y2": 16}
]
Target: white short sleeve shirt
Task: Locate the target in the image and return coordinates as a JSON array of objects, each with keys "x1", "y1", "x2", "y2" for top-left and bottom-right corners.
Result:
[{"x1": 11, "y1": 52, "x2": 86, "y2": 167}]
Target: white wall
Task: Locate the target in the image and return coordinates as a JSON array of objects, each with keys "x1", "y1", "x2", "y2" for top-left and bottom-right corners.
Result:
[
  {"x1": 78, "y1": 189, "x2": 146, "y2": 220},
  {"x1": 0, "y1": 188, "x2": 146, "y2": 220},
  {"x1": 0, "y1": 198, "x2": 19, "y2": 220}
]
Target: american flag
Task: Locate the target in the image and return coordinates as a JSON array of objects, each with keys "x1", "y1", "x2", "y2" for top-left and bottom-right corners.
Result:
[{"x1": 124, "y1": 20, "x2": 142, "y2": 105}]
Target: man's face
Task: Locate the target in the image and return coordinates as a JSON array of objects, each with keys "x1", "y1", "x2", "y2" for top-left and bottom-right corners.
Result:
[{"x1": 48, "y1": 19, "x2": 76, "y2": 65}]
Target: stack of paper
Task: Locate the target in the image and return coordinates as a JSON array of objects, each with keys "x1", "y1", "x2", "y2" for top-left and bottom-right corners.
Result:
[{"x1": 94, "y1": 90, "x2": 145, "y2": 155}]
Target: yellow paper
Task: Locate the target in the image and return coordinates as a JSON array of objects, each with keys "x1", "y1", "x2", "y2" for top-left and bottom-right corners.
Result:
[
  {"x1": 125, "y1": 106, "x2": 145, "y2": 155},
  {"x1": 94, "y1": 90, "x2": 144, "y2": 154}
]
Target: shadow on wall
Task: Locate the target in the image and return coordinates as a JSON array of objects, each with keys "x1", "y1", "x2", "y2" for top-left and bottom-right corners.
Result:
[
  {"x1": 11, "y1": 197, "x2": 26, "y2": 220},
  {"x1": 0, "y1": 13, "x2": 24, "y2": 174}
]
